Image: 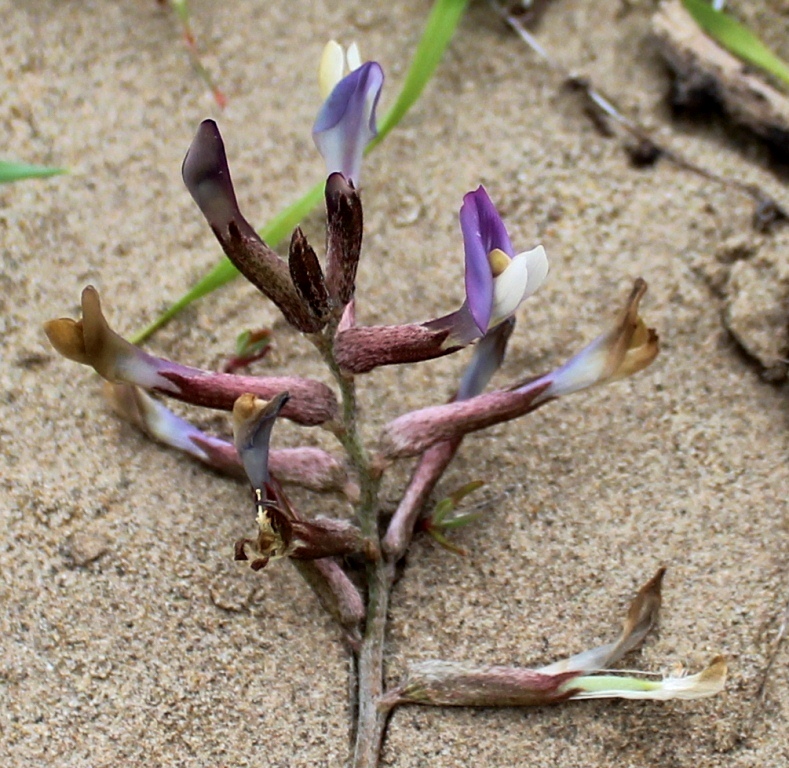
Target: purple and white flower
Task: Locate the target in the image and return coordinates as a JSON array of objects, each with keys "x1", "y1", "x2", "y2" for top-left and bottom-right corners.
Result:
[
  {"x1": 312, "y1": 41, "x2": 384, "y2": 184},
  {"x1": 460, "y1": 186, "x2": 548, "y2": 336}
]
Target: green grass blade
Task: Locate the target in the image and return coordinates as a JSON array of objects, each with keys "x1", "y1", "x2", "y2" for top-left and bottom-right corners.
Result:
[
  {"x1": 0, "y1": 161, "x2": 67, "y2": 183},
  {"x1": 134, "y1": 0, "x2": 469, "y2": 343},
  {"x1": 371, "y1": 0, "x2": 470, "y2": 148},
  {"x1": 681, "y1": 0, "x2": 789, "y2": 88}
]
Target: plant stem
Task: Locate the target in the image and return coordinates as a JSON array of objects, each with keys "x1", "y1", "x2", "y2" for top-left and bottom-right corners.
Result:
[
  {"x1": 314, "y1": 327, "x2": 392, "y2": 766},
  {"x1": 352, "y1": 559, "x2": 393, "y2": 768}
]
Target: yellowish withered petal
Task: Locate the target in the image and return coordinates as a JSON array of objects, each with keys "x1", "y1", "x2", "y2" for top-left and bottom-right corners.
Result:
[
  {"x1": 43, "y1": 317, "x2": 89, "y2": 364},
  {"x1": 79, "y1": 285, "x2": 119, "y2": 379},
  {"x1": 45, "y1": 286, "x2": 179, "y2": 393},
  {"x1": 606, "y1": 278, "x2": 651, "y2": 377},
  {"x1": 45, "y1": 286, "x2": 143, "y2": 384},
  {"x1": 256, "y1": 509, "x2": 288, "y2": 556},
  {"x1": 538, "y1": 278, "x2": 658, "y2": 400},
  {"x1": 539, "y1": 567, "x2": 664, "y2": 676},
  {"x1": 232, "y1": 393, "x2": 267, "y2": 437},
  {"x1": 612, "y1": 322, "x2": 660, "y2": 381},
  {"x1": 319, "y1": 40, "x2": 345, "y2": 100},
  {"x1": 694, "y1": 656, "x2": 729, "y2": 696}
]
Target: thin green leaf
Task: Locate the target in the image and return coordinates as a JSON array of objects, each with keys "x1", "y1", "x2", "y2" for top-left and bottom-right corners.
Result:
[
  {"x1": 370, "y1": 0, "x2": 470, "y2": 149},
  {"x1": 133, "y1": 0, "x2": 469, "y2": 343},
  {"x1": 234, "y1": 330, "x2": 252, "y2": 356},
  {"x1": 445, "y1": 479, "x2": 485, "y2": 507},
  {"x1": 236, "y1": 328, "x2": 272, "y2": 357},
  {"x1": 170, "y1": 0, "x2": 190, "y2": 26},
  {"x1": 431, "y1": 480, "x2": 484, "y2": 525},
  {"x1": 0, "y1": 161, "x2": 67, "y2": 184},
  {"x1": 440, "y1": 511, "x2": 484, "y2": 530},
  {"x1": 432, "y1": 498, "x2": 456, "y2": 525},
  {"x1": 427, "y1": 528, "x2": 468, "y2": 556},
  {"x1": 681, "y1": 0, "x2": 789, "y2": 88}
]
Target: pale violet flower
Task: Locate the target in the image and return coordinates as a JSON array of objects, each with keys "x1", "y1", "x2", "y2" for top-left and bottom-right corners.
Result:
[
  {"x1": 461, "y1": 186, "x2": 548, "y2": 336},
  {"x1": 312, "y1": 41, "x2": 384, "y2": 184}
]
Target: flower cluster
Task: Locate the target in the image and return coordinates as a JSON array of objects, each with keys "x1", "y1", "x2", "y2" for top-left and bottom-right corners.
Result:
[{"x1": 43, "y1": 40, "x2": 722, "y2": 766}]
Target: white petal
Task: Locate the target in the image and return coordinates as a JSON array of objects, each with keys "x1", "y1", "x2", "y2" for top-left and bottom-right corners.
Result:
[
  {"x1": 319, "y1": 40, "x2": 345, "y2": 100},
  {"x1": 490, "y1": 254, "x2": 529, "y2": 327},
  {"x1": 346, "y1": 42, "x2": 362, "y2": 72},
  {"x1": 517, "y1": 244, "x2": 549, "y2": 300}
]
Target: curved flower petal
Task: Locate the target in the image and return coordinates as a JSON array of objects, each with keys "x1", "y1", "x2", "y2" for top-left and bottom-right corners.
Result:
[
  {"x1": 460, "y1": 186, "x2": 514, "y2": 334},
  {"x1": 44, "y1": 287, "x2": 338, "y2": 425},
  {"x1": 539, "y1": 279, "x2": 658, "y2": 399},
  {"x1": 456, "y1": 317, "x2": 515, "y2": 401},
  {"x1": 232, "y1": 392, "x2": 290, "y2": 491},
  {"x1": 490, "y1": 244, "x2": 549, "y2": 327},
  {"x1": 345, "y1": 42, "x2": 361, "y2": 72},
  {"x1": 517, "y1": 244, "x2": 549, "y2": 301},
  {"x1": 490, "y1": 253, "x2": 530, "y2": 326},
  {"x1": 318, "y1": 41, "x2": 346, "y2": 100},
  {"x1": 313, "y1": 61, "x2": 384, "y2": 184}
]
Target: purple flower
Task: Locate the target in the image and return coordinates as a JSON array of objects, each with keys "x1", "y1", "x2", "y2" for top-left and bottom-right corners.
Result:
[
  {"x1": 461, "y1": 186, "x2": 548, "y2": 336},
  {"x1": 312, "y1": 42, "x2": 384, "y2": 184}
]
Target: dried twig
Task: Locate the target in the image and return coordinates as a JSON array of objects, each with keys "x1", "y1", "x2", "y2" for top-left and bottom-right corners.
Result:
[
  {"x1": 653, "y1": 0, "x2": 789, "y2": 153},
  {"x1": 489, "y1": 0, "x2": 787, "y2": 232}
]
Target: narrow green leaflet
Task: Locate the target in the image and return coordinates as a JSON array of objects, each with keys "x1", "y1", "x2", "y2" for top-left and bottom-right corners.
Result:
[
  {"x1": 0, "y1": 161, "x2": 66, "y2": 184},
  {"x1": 681, "y1": 0, "x2": 789, "y2": 88},
  {"x1": 133, "y1": 0, "x2": 469, "y2": 343}
]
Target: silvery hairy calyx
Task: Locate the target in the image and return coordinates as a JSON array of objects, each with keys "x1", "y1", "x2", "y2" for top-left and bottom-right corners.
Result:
[{"x1": 44, "y1": 40, "x2": 725, "y2": 768}]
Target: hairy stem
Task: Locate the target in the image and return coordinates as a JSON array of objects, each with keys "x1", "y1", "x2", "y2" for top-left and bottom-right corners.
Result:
[
  {"x1": 313, "y1": 327, "x2": 390, "y2": 766},
  {"x1": 353, "y1": 560, "x2": 393, "y2": 767}
]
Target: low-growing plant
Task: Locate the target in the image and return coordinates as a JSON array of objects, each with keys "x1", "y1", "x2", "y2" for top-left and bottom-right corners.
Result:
[{"x1": 44, "y1": 35, "x2": 725, "y2": 768}]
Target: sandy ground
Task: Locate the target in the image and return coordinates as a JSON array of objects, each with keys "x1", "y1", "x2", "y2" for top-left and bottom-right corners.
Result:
[{"x1": 2, "y1": 0, "x2": 788, "y2": 766}]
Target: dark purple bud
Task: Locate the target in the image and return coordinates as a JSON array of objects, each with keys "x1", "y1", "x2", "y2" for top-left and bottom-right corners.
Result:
[
  {"x1": 221, "y1": 219, "x2": 325, "y2": 334},
  {"x1": 181, "y1": 119, "x2": 240, "y2": 231},
  {"x1": 324, "y1": 173, "x2": 363, "y2": 309},
  {"x1": 289, "y1": 227, "x2": 330, "y2": 320}
]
